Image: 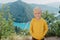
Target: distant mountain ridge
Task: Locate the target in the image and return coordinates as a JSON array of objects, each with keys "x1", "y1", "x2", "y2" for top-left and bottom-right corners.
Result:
[
  {"x1": 29, "y1": 4, "x2": 58, "y2": 13},
  {"x1": 46, "y1": 2, "x2": 60, "y2": 8},
  {"x1": 0, "y1": 3, "x2": 2, "y2": 8}
]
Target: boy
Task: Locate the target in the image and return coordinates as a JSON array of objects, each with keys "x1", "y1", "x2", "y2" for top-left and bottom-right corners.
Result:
[{"x1": 30, "y1": 7, "x2": 48, "y2": 40}]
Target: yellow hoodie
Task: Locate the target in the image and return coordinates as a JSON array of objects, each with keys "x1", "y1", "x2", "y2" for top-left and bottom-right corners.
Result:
[{"x1": 30, "y1": 18, "x2": 48, "y2": 40}]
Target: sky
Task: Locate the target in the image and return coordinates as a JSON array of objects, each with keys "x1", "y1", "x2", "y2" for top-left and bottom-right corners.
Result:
[
  {"x1": 0, "y1": 0, "x2": 17, "y2": 4},
  {"x1": 0, "y1": 0, "x2": 59, "y2": 4}
]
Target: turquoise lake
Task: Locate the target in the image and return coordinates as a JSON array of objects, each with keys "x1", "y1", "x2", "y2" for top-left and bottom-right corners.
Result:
[{"x1": 13, "y1": 22, "x2": 30, "y2": 30}]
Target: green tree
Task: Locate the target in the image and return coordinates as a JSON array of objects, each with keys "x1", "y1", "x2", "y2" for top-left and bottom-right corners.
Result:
[
  {"x1": 0, "y1": 4, "x2": 15, "y2": 39},
  {"x1": 55, "y1": 20, "x2": 60, "y2": 37},
  {"x1": 42, "y1": 10, "x2": 56, "y2": 37},
  {"x1": 42, "y1": 10, "x2": 56, "y2": 25}
]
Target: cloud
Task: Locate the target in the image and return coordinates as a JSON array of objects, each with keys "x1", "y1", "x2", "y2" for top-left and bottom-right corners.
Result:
[{"x1": 22, "y1": 0, "x2": 59, "y2": 4}]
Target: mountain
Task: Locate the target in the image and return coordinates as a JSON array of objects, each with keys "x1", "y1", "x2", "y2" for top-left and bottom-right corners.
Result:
[
  {"x1": 0, "y1": 3, "x2": 2, "y2": 8},
  {"x1": 0, "y1": 0, "x2": 33, "y2": 23},
  {"x1": 46, "y1": 2, "x2": 60, "y2": 8},
  {"x1": 29, "y1": 4, "x2": 58, "y2": 13},
  {"x1": 9, "y1": 1, "x2": 33, "y2": 23},
  {"x1": 56, "y1": 15, "x2": 60, "y2": 20},
  {"x1": 0, "y1": 4, "x2": 2, "y2": 11},
  {"x1": 0, "y1": 0, "x2": 58, "y2": 23}
]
